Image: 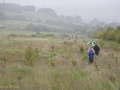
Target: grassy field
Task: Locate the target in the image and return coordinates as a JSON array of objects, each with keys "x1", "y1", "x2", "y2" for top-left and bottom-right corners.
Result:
[
  {"x1": 3, "y1": 11, "x2": 58, "y2": 21},
  {"x1": 0, "y1": 11, "x2": 89, "y2": 39},
  {"x1": 0, "y1": 29, "x2": 36, "y2": 36},
  {"x1": 0, "y1": 34, "x2": 120, "y2": 90},
  {"x1": 0, "y1": 11, "x2": 67, "y2": 31}
]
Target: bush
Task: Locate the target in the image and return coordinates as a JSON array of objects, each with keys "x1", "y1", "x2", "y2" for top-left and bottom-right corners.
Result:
[
  {"x1": 25, "y1": 45, "x2": 37, "y2": 66},
  {"x1": 79, "y1": 45, "x2": 84, "y2": 53},
  {"x1": 50, "y1": 60, "x2": 55, "y2": 66},
  {"x1": 71, "y1": 60, "x2": 77, "y2": 66}
]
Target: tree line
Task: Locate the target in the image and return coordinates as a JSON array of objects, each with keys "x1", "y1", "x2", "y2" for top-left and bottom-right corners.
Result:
[
  {"x1": 0, "y1": 3, "x2": 35, "y2": 12},
  {"x1": 94, "y1": 26, "x2": 120, "y2": 43},
  {"x1": 0, "y1": 2, "x2": 84, "y2": 24},
  {"x1": 25, "y1": 23, "x2": 92, "y2": 35}
]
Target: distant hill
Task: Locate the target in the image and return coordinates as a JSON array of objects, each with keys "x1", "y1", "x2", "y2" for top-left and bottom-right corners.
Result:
[
  {"x1": 89, "y1": 18, "x2": 100, "y2": 26},
  {"x1": 0, "y1": 2, "x2": 120, "y2": 27},
  {"x1": 89, "y1": 18, "x2": 120, "y2": 28},
  {"x1": 37, "y1": 8, "x2": 57, "y2": 17},
  {"x1": 0, "y1": 3, "x2": 35, "y2": 12},
  {"x1": 89, "y1": 18, "x2": 106, "y2": 27},
  {"x1": 105, "y1": 22, "x2": 120, "y2": 28},
  {"x1": 0, "y1": 2, "x2": 120, "y2": 38}
]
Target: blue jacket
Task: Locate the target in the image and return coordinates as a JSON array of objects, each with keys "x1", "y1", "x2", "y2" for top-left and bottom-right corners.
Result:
[{"x1": 88, "y1": 50, "x2": 94, "y2": 60}]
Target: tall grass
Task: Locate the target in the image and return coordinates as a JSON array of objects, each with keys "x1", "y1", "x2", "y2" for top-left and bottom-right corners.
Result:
[{"x1": 0, "y1": 34, "x2": 120, "y2": 90}]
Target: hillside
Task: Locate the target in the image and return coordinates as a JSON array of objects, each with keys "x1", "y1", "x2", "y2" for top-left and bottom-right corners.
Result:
[
  {"x1": 0, "y1": 34, "x2": 120, "y2": 90},
  {"x1": 0, "y1": 3, "x2": 120, "y2": 38}
]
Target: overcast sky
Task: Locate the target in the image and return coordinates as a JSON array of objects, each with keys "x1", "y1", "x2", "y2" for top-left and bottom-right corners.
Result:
[{"x1": 0, "y1": 0, "x2": 120, "y2": 23}]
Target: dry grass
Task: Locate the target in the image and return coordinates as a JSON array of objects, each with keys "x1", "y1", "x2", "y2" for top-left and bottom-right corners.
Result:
[{"x1": 0, "y1": 35, "x2": 120, "y2": 90}]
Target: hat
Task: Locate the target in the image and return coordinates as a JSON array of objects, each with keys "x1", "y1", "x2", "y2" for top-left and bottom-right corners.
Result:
[{"x1": 90, "y1": 46, "x2": 92, "y2": 48}]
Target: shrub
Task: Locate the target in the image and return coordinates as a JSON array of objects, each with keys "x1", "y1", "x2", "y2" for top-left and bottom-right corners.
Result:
[
  {"x1": 79, "y1": 45, "x2": 84, "y2": 53},
  {"x1": 71, "y1": 60, "x2": 77, "y2": 66},
  {"x1": 50, "y1": 60, "x2": 55, "y2": 66},
  {"x1": 0, "y1": 56, "x2": 7, "y2": 68},
  {"x1": 25, "y1": 45, "x2": 37, "y2": 66}
]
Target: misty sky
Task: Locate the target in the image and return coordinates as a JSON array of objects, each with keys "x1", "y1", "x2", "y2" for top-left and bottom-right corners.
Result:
[{"x1": 0, "y1": 0, "x2": 120, "y2": 23}]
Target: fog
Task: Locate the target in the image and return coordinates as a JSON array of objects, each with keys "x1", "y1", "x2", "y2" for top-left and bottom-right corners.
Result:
[{"x1": 1, "y1": 0, "x2": 120, "y2": 23}]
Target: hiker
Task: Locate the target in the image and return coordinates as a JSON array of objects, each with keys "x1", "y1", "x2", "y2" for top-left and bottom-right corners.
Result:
[
  {"x1": 88, "y1": 46, "x2": 94, "y2": 63},
  {"x1": 93, "y1": 44, "x2": 100, "y2": 55},
  {"x1": 87, "y1": 46, "x2": 95, "y2": 53}
]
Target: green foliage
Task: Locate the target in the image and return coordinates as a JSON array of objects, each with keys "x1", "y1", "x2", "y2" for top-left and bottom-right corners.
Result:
[
  {"x1": 79, "y1": 45, "x2": 84, "y2": 53},
  {"x1": 51, "y1": 46, "x2": 54, "y2": 50},
  {"x1": 98, "y1": 39, "x2": 104, "y2": 47},
  {"x1": 94, "y1": 26, "x2": 120, "y2": 43},
  {"x1": 94, "y1": 31, "x2": 103, "y2": 38},
  {"x1": 0, "y1": 56, "x2": 7, "y2": 62},
  {"x1": 63, "y1": 41, "x2": 67, "y2": 45},
  {"x1": 71, "y1": 60, "x2": 77, "y2": 66},
  {"x1": 25, "y1": 45, "x2": 37, "y2": 66},
  {"x1": 66, "y1": 56, "x2": 69, "y2": 59},
  {"x1": 50, "y1": 60, "x2": 55, "y2": 66}
]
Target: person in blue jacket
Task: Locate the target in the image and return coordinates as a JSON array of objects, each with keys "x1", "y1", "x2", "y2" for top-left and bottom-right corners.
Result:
[{"x1": 88, "y1": 46, "x2": 94, "y2": 63}]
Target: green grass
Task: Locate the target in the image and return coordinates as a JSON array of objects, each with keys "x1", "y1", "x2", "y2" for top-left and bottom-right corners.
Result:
[
  {"x1": 0, "y1": 29, "x2": 36, "y2": 36},
  {"x1": 0, "y1": 34, "x2": 120, "y2": 90}
]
